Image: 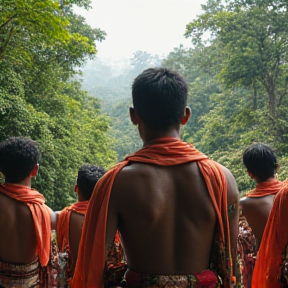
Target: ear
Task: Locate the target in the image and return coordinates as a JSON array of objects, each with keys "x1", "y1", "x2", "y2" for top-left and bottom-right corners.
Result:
[
  {"x1": 30, "y1": 163, "x2": 39, "y2": 178},
  {"x1": 180, "y1": 107, "x2": 191, "y2": 125},
  {"x1": 74, "y1": 184, "x2": 79, "y2": 194},
  {"x1": 247, "y1": 171, "x2": 254, "y2": 179},
  {"x1": 129, "y1": 107, "x2": 140, "y2": 125}
]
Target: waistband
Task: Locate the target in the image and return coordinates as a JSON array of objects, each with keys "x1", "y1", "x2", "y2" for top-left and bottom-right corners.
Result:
[
  {"x1": 122, "y1": 269, "x2": 220, "y2": 288},
  {"x1": 0, "y1": 258, "x2": 39, "y2": 278}
]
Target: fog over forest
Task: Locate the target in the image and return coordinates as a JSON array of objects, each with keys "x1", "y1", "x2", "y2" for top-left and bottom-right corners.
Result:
[{"x1": 2, "y1": 0, "x2": 288, "y2": 210}]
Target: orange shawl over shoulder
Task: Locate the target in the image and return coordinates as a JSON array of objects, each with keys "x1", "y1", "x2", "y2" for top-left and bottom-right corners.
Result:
[
  {"x1": 71, "y1": 138, "x2": 232, "y2": 288},
  {"x1": 0, "y1": 183, "x2": 51, "y2": 266},
  {"x1": 57, "y1": 201, "x2": 89, "y2": 251},
  {"x1": 252, "y1": 182, "x2": 288, "y2": 288},
  {"x1": 246, "y1": 179, "x2": 283, "y2": 198}
]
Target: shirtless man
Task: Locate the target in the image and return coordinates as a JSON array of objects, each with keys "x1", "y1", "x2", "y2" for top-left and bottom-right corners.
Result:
[
  {"x1": 0, "y1": 137, "x2": 56, "y2": 287},
  {"x1": 240, "y1": 142, "x2": 283, "y2": 248},
  {"x1": 56, "y1": 164, "x2": 106, "y2": 281},
  {"x1": 71, "y1": 68, "x2": 239, "y2": 288},
  {"x1": 238, "y1": 143, "x2": 283, "y2": 288}
]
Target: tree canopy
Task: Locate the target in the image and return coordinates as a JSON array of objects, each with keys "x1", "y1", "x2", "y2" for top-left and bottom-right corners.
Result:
[{"x1": 0, "y1": 0, "x2": 115, "y2": 210}]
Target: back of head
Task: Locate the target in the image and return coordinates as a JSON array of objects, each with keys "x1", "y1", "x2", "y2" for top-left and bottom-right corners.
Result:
[
  {"x1": 77, "y1": 164, "x2": 106, "y2": 201},
  {"x1": 132, "y1": 67, "x2": 188, "y2": 131},
  {"x1": 0, "y1": 137, "x2": 39, "y2": 183},
  {"x1": 243, "y1": 142, "x2": 278, "y2": 182}
]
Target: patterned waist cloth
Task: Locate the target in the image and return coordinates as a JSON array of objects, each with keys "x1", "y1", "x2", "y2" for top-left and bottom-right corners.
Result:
[
  {"x1": 0, "y1": 258, "x2": 41, "y2": 288},
  {"x1": 122, "y1": 269, "x2": 221, "y2": 288}
]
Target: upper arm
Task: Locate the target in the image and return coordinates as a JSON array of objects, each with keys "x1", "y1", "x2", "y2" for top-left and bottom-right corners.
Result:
[
  {"x1": 221, "y1": 165, "x2": 239, "y2": 270},
  {"x1": 48, "y1": 207, "x2": 58, "y2": 231},
  {"x1": 106, "y1": 172, "x2": 123, "y2": 246}
]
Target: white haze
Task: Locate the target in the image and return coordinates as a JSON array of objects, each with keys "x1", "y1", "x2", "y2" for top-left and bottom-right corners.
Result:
[{"x1": 75, "y1": 0, "x2": 207, "y2": 61}]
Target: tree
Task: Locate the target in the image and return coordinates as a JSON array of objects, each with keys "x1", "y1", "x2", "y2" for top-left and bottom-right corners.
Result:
[
  {"x1": 0, "y1": 0, "x2": 116, "y2": 210},
  {"x1": 185, "y1": 0, "x2": 288, "y2": 118}
]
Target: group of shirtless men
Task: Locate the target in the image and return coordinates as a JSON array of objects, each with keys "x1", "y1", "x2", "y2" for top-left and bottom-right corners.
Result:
[{"x1": 0, "y1": 67, "x2": 287, "y2": 288}]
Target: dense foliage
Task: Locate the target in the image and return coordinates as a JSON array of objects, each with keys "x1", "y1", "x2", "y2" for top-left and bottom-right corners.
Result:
[
  {"x1": 2, "y1": 0, "x2": 288, "y2": 206},
  {"x1": 81, "y1": 51, "x2": 162, "y2": 161},
  {"x1": 0, "y1": 0, "x2": 117, "y2": 209},
  {"x1": 178, "y1": 0, "x2": 288, "y2": 192},
  {"x1": 80, "y1": 0, "x2": 288, "y2": 194}
]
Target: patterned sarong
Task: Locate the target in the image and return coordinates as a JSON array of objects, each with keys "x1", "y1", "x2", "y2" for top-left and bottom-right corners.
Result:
[
  {"x1": 0, "y1": 258, "x2": 44, "y2": 288},
  {"x1": 122, "y1": 269, "x2": 220, "y2": 288}
]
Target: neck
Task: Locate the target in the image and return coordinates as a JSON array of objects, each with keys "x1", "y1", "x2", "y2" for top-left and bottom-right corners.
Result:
[
  {"x1": 77, "y1": 194, "x2": 86, "y2": 202},
  {"x1": 142, "y1": 127, "x2": 181, "y2": 147},
  {"x1": 5, "y1": 178, "x2": 32, "y2": 188},
  {"x1": 256, "y1": 176, "x2": 276, "y2": 184}
]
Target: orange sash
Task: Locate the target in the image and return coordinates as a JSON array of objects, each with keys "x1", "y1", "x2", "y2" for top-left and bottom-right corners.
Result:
[
  {"x1": 57, "y1": 201, "x2": 88, "y2": 251},
  {"x1": 71, "y1": 138, "x2": 232, "y2": 288},
  {"x1": 0, "y1": 183, "x2": 51, "y2": 266},
  {"x1": 252, "y1": 182, "x2": 288, "y2": 288},
  {"x1": 246, "y1": 179, "x2": 283, "y2": 198}
]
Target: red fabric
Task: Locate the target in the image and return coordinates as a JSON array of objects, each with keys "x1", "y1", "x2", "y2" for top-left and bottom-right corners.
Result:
[
  {"x1": 71, "y1": 138, "x2": 232, "y2": 288},
  {"x1": 252, "y1": 182, "x2": 288, "y2": 288},
  {"x1": 70, "y1": 200, "x2": 89, "y2": 215},
  {"x1": 0, "y1": 183, "x2": 51, "y2": 266},
  {"x1": 124, "y1": 269, "x2": 219, "y2": 288},
  {"x1": 246, "y1": 179, "x2": 283, "y2": 198},
  {"x1": 57, "y1": 201, "x2": 88, "y2": 251}
]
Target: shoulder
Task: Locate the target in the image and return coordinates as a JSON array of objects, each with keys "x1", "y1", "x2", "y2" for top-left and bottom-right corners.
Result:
[
  {"x1": 113, "y1": 162, "x2": 151, "y2": 185},
  {"x1": 217, "y1": 163, "x2": 238, "y2": 195}
]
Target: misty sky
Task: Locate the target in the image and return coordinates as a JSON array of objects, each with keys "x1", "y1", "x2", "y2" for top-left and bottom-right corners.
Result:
[{"x1": 75, "y1": 0, "x2": 207, "y2": 59}]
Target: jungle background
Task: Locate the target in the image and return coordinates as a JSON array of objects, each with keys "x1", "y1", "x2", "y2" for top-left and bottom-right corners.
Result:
[{"x1": 1, "y1": 0, "x2": 288, "y2": 210}]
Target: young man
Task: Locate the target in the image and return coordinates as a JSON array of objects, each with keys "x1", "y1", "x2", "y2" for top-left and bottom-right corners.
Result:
[
  {"x1": 71, "y1": 68, "x2": 239, "y2": 288},
  {"x1": 240, "y1": 142, "x2": 282, "y2": 246},
  {"x1": 251, "y1": 181, "x2": 288, "y2": 288},
  {"x1": 238, "y1": 142, "x2": 283, "y2": 288},
  {"x1": 56, "y1": 164, "x2": 106, "y2": 280},
  {"x1": 0, "y1": 137, "x2": 56, "y2": 287}
]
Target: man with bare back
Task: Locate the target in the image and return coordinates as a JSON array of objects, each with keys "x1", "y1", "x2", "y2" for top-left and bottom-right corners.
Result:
[
  {"x1": 56, "y1": 164, "x2": 105, "y2": 282},
  {"x1": 71, "y1": 68, "x2": 239, "y2": 288},
  {"x1": 240, "y1": 142, "x2": 283, "y2": 247},
  {"x1": 0, "y1": 137, "x2": 56, "y2": 287},
  {"x1": 238, "y1": 143, "x2": 283, "y2": 287}
]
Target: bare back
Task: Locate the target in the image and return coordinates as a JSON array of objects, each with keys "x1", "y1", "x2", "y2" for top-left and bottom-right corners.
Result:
[
  {"x1": 240, "y1": 195, "x2": 275, "y2": 247},
  {"x1": 0, "y1": 193, "x2": 37, "y2": 264},
  {"x1": 69, "y1": 211, "x2": 85, "y2": 267},
  {"x1": 107, "y1": 161, "x2": 238, "y2": 274}
]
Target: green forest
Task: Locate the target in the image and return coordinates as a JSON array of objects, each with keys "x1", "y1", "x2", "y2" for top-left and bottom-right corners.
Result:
[{"x1": 1, "y1": 0, "x2": 288, "y2": 209}]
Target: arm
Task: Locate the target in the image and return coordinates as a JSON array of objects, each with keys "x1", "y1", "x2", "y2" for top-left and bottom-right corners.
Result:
[
  {"x1": 48, "y1": 207, "x2": 58, "y2": 231},
  {"x1": 222, "y1": 166, "x2": 239, "y2": 275}
]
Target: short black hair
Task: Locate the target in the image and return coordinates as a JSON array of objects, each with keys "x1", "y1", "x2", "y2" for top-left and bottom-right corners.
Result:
[
  {"x1": 0, "y1": 137, "x2": 40, "y2": 183},
  {"x1": 132, "y1": 67, "x2": 188, "y2": 130},
  {"x1": 76, "y1": 164, "x2": 106, "y2": 200},
  {"x1": 243, "y1": 142, "x2": 278, "y2": 182}
]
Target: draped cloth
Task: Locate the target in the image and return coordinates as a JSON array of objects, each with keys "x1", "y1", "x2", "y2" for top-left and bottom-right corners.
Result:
[
  {"x1": 0, "y1": 183, "x2": 51, "y2": 267},
  {"x1": 252, "y1": 182, "x2": 288, "y2": 288},
  {"x1": 239, "y1": 179, "x2": 283, "y2": 288},
  {"x1": 57, "y1": 201, "x2": 89, "y2": 252},
  {"x1": 246, "y1": 179, "x2": 283, "y2": 198},
  {"x1": 71, "y1": 138, "x2": 233, "y2": 288}
]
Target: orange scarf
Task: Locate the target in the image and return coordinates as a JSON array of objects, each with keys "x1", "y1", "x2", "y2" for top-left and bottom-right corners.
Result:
[
  {"x1": 71, "y1": 138, "x2": 232, "y2": 288},
  {"x1": 246, "y1": 179, "x2": 283, "y2": 198},
  {"x1": 0, "y1": 183, "x2": 51, "y2": 266},
  {"x1": 57, "y1": 200, "x2": 88, "y2": 251},
  {"x1": 252, "y1": 182, "x2": 288, "y2": 288}
]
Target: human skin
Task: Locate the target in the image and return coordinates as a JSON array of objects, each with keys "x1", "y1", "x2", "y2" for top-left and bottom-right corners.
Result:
[
  {"x1": 105, "y1": 108, "x2": 239, "y2": 275},
  {"x1": 240, "y1": 194, "x2": 275, "y2": 248}
]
